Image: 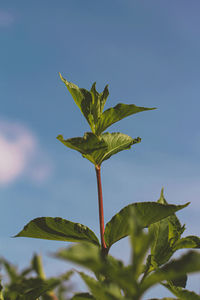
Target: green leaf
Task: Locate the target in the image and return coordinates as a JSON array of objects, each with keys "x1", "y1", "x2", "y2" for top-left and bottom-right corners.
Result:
[
  {"x1": 57, "y1": 132, "x2": 141, "y2": 166},
  {"x1": 15, "y1": 217, "x2": 100, "y2": 246},
  {"x1": 96, "y1": 103, "x2": 156, "y2": 135},
  {"x1": 59, "y1": 73, "x2": 109, "y2": 133},
  {"x1": 141, "y1": 251, "x2": 200, "y2": 292},
  {"x1": 79, "y1": 272, "x2": 123, "y2": 300},
  {"x1": 104, "y1": 201, "x2": 189, "y2": 249},
  {"x1": 148, "y1": 189, "x2": 185, "y2": 269},
  {"x1": 55, "y1": 242, "x2": 103, "y2": 274},
  {"x1": 163, "y1": 283, "x2": 200, "y2": 300},
  {"x1": 55, "y1": 242, "x2": 137, "y2": 295},
  {"x1": 171, "y1": 274, "x2": 187, "y2": 288},
  {"x1": 71, "y1": 293, "x2": 95, "y2": 300},
  {"x1": 173, "y1": 235, "x2": 200, "y2": 251}
]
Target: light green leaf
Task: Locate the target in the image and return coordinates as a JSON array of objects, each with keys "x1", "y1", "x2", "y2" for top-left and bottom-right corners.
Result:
[
  {"x1": 163, "y1": 283, "x2": 200, "y2": 300},
  {"x1": 104, "y1": 201, "x2": 189, "y2": 249},
  {"x1": 59, "y1": 74, "x2": 109, "y2": 133},
  {"x1": 15, "y1": 217, "x2": 100, "y2": 246},
  {"x1": 57, "y1": 132, "x2": 141, "y2": 166},
  {"x1": 71, "y1": 293, "x2": 95, "y2": 300},
  {"x1": 173, "y1": 235, "x2": 200, "y2": 251},
  {"x1": 148, "y1": 189, "x2": 185, "y2": 269},
  {"x1": 55, "y1": 242, "x2": 103, "y2": 274},
  {"x1": 96, "y1": 103, "x2": 156, "y2": 135},
  {"x1": 141, "y1": 251, "x2": 200, "y2": 292}
]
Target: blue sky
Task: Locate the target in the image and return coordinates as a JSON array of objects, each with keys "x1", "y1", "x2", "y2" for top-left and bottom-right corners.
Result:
[{"x1": 0, "y1": 1, "x2": 200, "y2": 298}]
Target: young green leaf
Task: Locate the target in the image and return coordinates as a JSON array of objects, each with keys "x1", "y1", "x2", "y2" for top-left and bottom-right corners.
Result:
[
  {"x1": 15, "y1": 217, "x2": 100, "y2": 246},
  {"x1": 58, "y1": 132, "x2": 141, "y2": 166},
  {"x1": 104, "y1": 201, "x2": 189, "y2": 250},
  {"x1": 141, "y1": 251, "x2": 200, "y2": 292},
  {"x1": 163, "y1": 283, "x2": 200, "y2": 300},
  {"x1": 59, "y1": 73, "x2": 109, "y2": 133},
  {"x1": 95, "y1": 103, "x2": 156, "y2": 135}
]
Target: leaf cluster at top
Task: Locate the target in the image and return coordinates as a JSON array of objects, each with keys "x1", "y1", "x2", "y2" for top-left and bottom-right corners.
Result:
[{"x1": 57, "y1": 74, "x2": 155, "y2": 166}]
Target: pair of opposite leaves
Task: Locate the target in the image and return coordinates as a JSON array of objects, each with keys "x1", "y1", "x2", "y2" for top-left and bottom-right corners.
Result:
[{"x1": 57, "y1": 74, "x2": 156, "y2": 166}]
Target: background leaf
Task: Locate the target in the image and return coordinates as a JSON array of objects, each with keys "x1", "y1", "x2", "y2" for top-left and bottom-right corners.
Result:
[
  {"x1": 15, "y1": 217, "x2": 100, "y2": 246},
  {"x1": 104, "y1": 201, "x2": 189, "y2": 249},
  {"x1": 96, "y1": 103, "x2": 156, "y2": 135}
]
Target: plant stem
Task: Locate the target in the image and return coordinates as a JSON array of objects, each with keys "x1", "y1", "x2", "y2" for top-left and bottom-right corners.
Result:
[{"x1": 95, "y1": 165, "x2": 107, "y2": 252}]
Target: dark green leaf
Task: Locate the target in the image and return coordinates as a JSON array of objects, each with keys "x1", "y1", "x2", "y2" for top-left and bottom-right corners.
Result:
[
  {"x1": 104, "y1": 201, "x2": 189, "y2": 249},
  {"x1": 58, "y1": 132, "x2": 141, "y2": 166},
  {"x1": 15, "y1": 217, "x2": 100, "y2": 246},
  {"x1": 173, "y1": 236, "x2": 200, "y2": 251},
  {"x1": 71, "y1": 293, "x2": 95, "y2": 299},
  {"x1": 141, "y1": 251, "x2": 200, "y2": 292},
  {"x1": 163, "y1": 283, "x2": 200, "y2": 300},
  {"x1": 59, "y1": 74, "x2": 109, "y2": 133},
  {"x1": 171, "y1": 274, "x2": 187, "y2": 288},
  {"x1": 96, "y1": 103, "x2": 156, "y2": 135}
]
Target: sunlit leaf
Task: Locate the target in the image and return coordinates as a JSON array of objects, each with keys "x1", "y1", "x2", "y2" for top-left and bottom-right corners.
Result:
[
  {"x1": 15, "y1": 217, "x2": 100, "y2": 246},
  {"x1": 57, "y1": 132, "x2": 141, "y2": 165},
  {"x1": 96, "y1": 103, "x2": 156, "y2": 135},
  {"x1": 104, "y1": 201, "x2": 189, "y2": 249}
]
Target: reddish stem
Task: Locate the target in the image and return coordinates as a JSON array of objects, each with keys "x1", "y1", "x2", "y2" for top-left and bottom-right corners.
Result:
[{"x1": 95, "y1": 165, "x2": 107, "y2": 252}]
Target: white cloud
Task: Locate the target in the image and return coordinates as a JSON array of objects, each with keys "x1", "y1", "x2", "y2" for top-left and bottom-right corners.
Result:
[
  {"x1": 0, "y1": 120, "x2": 52, "y2": 185},
  {"x1": 0, "y1": 11, "x2": 14, "y2": 27}
]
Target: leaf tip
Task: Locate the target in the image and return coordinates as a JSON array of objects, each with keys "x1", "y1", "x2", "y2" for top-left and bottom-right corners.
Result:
[{"x1": 57, "y1": 134, "x2": 63, "y2": 141}]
